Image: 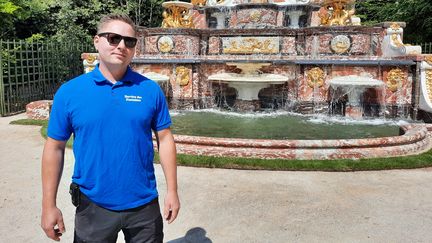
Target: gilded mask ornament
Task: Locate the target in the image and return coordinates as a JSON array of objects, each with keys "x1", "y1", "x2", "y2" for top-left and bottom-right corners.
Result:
[
  {"x1": 386, "y1": 68, "x2": 405, "y2": 92},
  {"x1": 307, "y1": 67, "x2": 325, "y2": 88},
  {"x1": 175, "y1": 66, "x2": 191, "y2": 86}
]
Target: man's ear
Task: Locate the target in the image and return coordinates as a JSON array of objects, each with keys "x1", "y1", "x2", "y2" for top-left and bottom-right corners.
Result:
[{"x1": 93, "y1": 35, "x2": 99, "y2": 50}]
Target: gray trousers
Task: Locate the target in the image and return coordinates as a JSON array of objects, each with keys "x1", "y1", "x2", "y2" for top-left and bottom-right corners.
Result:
[{"x1": 74, "y1": 194, "x2": 163, "y2": 243}]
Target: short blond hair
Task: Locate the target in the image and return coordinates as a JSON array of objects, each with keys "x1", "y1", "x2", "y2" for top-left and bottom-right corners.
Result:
[{"x1": 97, "y1": 13, "x2": 137, "y2": 35}]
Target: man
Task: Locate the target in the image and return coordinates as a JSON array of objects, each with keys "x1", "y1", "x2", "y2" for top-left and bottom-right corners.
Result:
[{"x1": 41, "y1": 13, "x2": 180, "y2": 242}]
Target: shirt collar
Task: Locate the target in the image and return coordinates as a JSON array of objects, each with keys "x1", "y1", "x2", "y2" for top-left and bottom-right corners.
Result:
[{"x1": 91, "y1": 64, "x2": 136, "y2": 84}]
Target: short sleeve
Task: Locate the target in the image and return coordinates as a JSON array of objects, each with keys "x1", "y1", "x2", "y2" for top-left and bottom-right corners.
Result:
[
  {"x1": 47, "y1": 86, "x2": 73, "y2": 141},
  {"x1": 151, "y1": 85, "x2": 172, "y2": 131}
]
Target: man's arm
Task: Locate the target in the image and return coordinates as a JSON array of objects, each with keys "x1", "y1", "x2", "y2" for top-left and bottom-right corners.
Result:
[
  {"x1": 157, "y1": 128, "x2": 180, "y2": 224},
  {"x1": 41, "y1": 137, "x2": 67, "y2": 241}
]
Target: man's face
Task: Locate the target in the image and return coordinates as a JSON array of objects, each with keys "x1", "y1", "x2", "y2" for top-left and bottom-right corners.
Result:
[{"x1": 94, "y1": 20, "x2": 136, "y2": 68}]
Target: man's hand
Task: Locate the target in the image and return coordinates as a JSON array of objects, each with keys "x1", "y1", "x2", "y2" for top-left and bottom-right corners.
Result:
[
  {"x1": 41, "y1": 206, "x2": 65, "y2": 241},
  {"x1": 164, "y1": 191, "x2": 180, "y2": 224}
]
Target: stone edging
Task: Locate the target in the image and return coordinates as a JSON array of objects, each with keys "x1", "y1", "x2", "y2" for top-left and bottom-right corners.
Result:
[{"x1": 168, "y1": 124, "x2": 432, "y2": 160}]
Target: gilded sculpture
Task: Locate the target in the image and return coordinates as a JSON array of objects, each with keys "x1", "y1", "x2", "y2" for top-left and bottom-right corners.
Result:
[
  {"x1": 191, "y1": 0, "x2": 207, "y2": 7},
  {"x1": 390, "y1": 22, "x2": 401, "y2": 31},
  {"x1": 319, "y1": 0, "x2": 355, "y2": 26},
  {"x1": 307, "y1": 67, "x2": 325, "y2": 88},
  {"x1": 386, "y1": 68, "x2": 405, "y2": 92},
  {"x1": 175, "y1": 66, "x2": 191, "y2": 86},
  {"x1": 162, "y1": 10, "x2": 176, "y2": 28},
  {"x1": 83, "y1": 54, "x2": 99, "y2": 73},
  {"x1": 162, "y1": 3, "x2": 194, "y2": 28},
  {"x1": 86, "y1": 55, "x2": 97, "y2": 64},
  {"x1": 391, "y1": 33, "x2": 404, "y2": 48}
]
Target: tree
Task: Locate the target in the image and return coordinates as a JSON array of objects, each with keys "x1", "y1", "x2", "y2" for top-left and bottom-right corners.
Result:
[
  {"x1": 128, "y1": 0, "x2": 164, "y2": 28},
  {"x1": 48, "y1": 0, "x2": 164, "y2": 43},
  {"x1": 1, "y1": 0, "x2": 165, "y2": 41},
  {"x1": 356, "y1": 0, "x2": 432, "y2": 43},
  {"x1": 0, "y1": 0, "x2": 57, "y2": 39},
  {"x1": 1, "y1": 0, "x2": 25, "y2": 39}
]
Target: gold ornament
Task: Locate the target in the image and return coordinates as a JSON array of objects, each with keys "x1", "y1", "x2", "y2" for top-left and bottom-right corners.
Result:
[
  {"x1": 391, "y1": 34, "x2": 404, "y2": 48},
  {"x1": 223, "y1": 37, "x2": 278, "y2": 54},
  {"x1": 85, "y1": 54, "x2": 97, "y2": 64},
  {"x1": 161, "y1": 3, "x2": 194, "y2": 28},
  {"x1": 158, "y1": 36, "x2": 174, "y2": 53},
  {"x1": 390, "y1": 22, "x2": 401, "y2": 31},
  {"x1": 386, "y1": 68, "x2": 405, "y2": 92},
  {"x1": 307, "y1": 67, "x2": 325, "y2": 88},
  {"x1": 426, "y1": 70, "x2": 432, "y2": 102},
  {"x1": 250, "y1": 10, "x2": 261, "y2": 22},
  {"x1": 191, "y1": 0, "x2": 206, "y2": 7},
  {"x1": 319, "y1": 0, "x2": 355, "y2": 26},
  {"x1": 83, "y1": 54, "x2": 99, "y2": 73},
  {"x1": 331, "y1": 35, "x2": 350, "y2": 54},
  {"x1": 175, "y1": 66, "x2": 191, "y2": 86},
  {"x1": 425, "y1": 55, "x2": 432, "y2": 66}
]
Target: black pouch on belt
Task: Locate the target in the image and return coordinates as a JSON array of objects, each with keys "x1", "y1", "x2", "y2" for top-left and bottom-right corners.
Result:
[{"x1": 69, "y1": 182, "x2": 80, "y2": 207}]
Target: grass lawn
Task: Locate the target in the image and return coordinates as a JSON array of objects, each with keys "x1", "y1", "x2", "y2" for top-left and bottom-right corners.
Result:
[{"x1": 12, "y1": 119, "x2": 432, "y2": 171}]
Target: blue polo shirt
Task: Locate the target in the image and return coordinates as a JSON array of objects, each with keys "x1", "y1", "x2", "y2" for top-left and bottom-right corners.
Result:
[{"x1": 47, "y1": 65, "x2": 171, "y2": 210}]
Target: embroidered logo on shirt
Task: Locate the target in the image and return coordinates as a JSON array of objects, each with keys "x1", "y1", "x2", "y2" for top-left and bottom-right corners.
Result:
[{"x1": 124, "y1": 95, "x2": 142, "y2": 102}]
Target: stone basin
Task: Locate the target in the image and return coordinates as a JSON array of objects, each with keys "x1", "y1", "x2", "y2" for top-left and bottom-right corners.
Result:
[{"x1": 208, "y1": 63, "x2": 289, "y2": 100}]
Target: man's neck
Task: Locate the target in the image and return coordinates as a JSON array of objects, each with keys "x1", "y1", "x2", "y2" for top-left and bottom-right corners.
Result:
[{"x1": 98, "y1": 62, "x2": 128, "y2": 84}]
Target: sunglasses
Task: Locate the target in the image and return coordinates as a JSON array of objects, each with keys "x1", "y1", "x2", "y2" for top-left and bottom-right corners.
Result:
[{"x1": 97, "y1": 32, "x2": 137, "y2": 48}]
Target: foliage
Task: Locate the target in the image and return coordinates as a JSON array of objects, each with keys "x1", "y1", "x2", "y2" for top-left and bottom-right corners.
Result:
[
  {"x1": 50, "y1": 0, "x2": 164, "y2": 43},
  {"x1": 356, "y1": 0, "x2": 432, "y2": 43},
  {"x1": 0, "y1": 0, "x2": 20, "y2": 14},
  {"x1": 25, "y1": 33, "x2": 44, "y2": 42},
  {"x1": 128, "y1": 0, "x2": 164, "y2": 28},
  {"x1": 1, "y1": 0, "x2": 164, "y2": 42},
  {"x1": 0, "y1": 0, "x2": 56, "y2": 39},
  {"x1": 0, "y1": 0, "x2": 22, "y2": 39}
]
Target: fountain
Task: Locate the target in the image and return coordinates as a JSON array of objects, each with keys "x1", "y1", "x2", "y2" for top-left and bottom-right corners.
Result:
[
  {"x1": 328, "y1": 75, "x2": 384, "y2": 118},
  {"x1": 83, "y1": 0, "x2": 432, "y2": 159},
  {"x1": 208, "y1": 63, "x2": 288, "y2": 110},
  {"x1": 132, "y1": 0, "x2": 428, "y2": 117}
]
